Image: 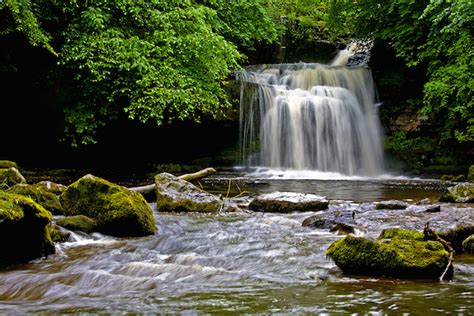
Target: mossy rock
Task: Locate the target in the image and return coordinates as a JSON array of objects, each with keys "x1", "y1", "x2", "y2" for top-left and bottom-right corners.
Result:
[
  {"x1": 56, "y1": 215, "x2": 98, "y2": 233},
  {"x1": 326, "y1": 235, "x2": 450, "y2": 279},
  {"x1": 378, "y1": 228, "x2": 424, "y2": 241},
  {"x1": 0, "y1": 160, "x2": 18, "y2": 169},
  {"x1": 0, "y1": 167, "x2": 26, "y2": 188},
  {"x1": 60, "y1": 174, "x2": 156, "y2": 237},
  {"x1": 468, "y1": 165, "x2": 474, "y2": 182},
  {"x1": 438, "y1": 225, "x2": 474, "y2": 253},
  {"x1": 7, "y1": 182, "x2": 63, "y2": 215},
  {"x1": 155, "y1": 173, "x2": 220, "y2": 213},
  {"x1": 48, "y1": 224, "x2": 70, "y2": 243},
  {"x1": 462, "y1": 235, "x2": 474, "y2": 254},
  {"x1": 0, "y1": 192, "x2": 55, "y2": 267},
  {"x1": 439, "y1": 183, "x2": 474, "y2": 203}
]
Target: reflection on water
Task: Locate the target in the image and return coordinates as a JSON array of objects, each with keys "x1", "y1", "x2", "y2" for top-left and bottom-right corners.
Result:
[{"x1": 0, "y1": 173, "x2": 472, "y2": 314}]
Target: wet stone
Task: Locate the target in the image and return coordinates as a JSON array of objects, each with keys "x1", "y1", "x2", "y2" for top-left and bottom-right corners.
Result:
[
  {"x1": 249, "y1": 192, "x2": 329, "y2": 213},
  {"x1": 375, "y1": 200, "x2": 408, "y2": 210}
]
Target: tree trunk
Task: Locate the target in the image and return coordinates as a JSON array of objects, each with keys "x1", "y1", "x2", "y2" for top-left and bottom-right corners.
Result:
[{"x1": 129, "y1": 167, "x2": 216, "y2": 195}]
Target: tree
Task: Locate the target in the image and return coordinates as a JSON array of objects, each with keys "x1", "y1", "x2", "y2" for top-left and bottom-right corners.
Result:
[
  {"x1": 1, "y1": 0, "x2": 279, "y2": 146},
  {"x1": 329, "y1": 0, "x2": 473, "y2": 146}
]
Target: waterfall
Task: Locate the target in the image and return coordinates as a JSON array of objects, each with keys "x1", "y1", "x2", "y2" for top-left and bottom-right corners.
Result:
[{"x1": 237, "y1": 62, "x2": 384, "y2": 176}]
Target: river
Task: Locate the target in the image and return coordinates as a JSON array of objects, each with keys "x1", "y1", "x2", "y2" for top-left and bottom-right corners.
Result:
[{"x1": 0, "y1": 170, "x2": 473, "y2": 314}]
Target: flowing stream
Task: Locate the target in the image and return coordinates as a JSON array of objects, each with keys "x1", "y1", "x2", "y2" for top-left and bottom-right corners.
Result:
[{"x1": 1, "y1": 174, "x2": 473, "y2": 314}]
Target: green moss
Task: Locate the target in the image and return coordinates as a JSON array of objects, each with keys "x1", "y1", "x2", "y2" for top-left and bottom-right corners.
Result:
[
  {"x1": 462, "y1": 235, "x2": 474, "y2": 254},
  {"x1": 156, "y1": 195, "x2": 219, "y2": 213},
  {"x1": 48, "y1": 224, "x2": 70, "y2": 243},
  {"x1": 438, "y1": 225, "x2": 474, "y2": 253},
  {"x1": 60, "y1": 174, "x2": 156, "y2": 237},
  {"x1": 0, "y1": 160, "x2": 18, "y2": 169},
  {"x1": 7, "y1": 183, "x2": 63, "y2": 215},
  {"x1": 0, "y1": 167, "x2": 26, "y2": 187},
  {"x1": 0, "y1": 192, "x2": 55, "y2": 267},
  {"x1": 56, "y1": 215, "x2": 97, "y2": 233},
  {"x1": 326, "y1": 235, "x2": 449, "y2": 279},
  {"x1": 439, "y1": 183, "x2": 474, "y2": 203},
  {"x1": 378, "y1": 228, "x2": 424, "y2": 241},
  {"x1": 468, "y1": 165, "x2": 474, "y2": 182}
]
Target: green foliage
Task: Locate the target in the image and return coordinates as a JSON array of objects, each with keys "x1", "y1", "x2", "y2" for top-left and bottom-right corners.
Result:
[
  {"x1": 0, "y1": 0, "x2": 56, "y2": 54},
  {"x1": 1, "y1": 0, "x2": 279, "y2": 146},
  {"x1": 330, "y1": 0, "x2": 473, "y2": 147}
]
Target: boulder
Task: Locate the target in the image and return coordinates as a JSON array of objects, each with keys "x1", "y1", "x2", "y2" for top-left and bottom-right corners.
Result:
[
  {"x1": 437, "y1": 225, "x2": 474, "y2": 253},
  {"x1": 462, "y1": 235, "x2": 474, "y2": 254},
  {"x1": 249, "y1": 192, "x2": 329, "y2": 213},
  {"x1": 326, "y1": 232, "x2": 450, "y2": 279},
  {"x1": 468, "y1": 165, "x2": 474, "y2": 182},
  {"x1": 375, "y1": 200, "x2": 408, "y2": 210},
  {"x1": 302, "y1": 209, "x2": 357, "y2": 234},
  {"x1": 439, "y1": 183, "x2": 474, "y2": 203},
  {"x1": 48, "y1": 224, "x2": 71, "y2": 243},
  {"x1": 0, "y1": 192, "x2": 55, "y2": 267},
  {"x1": 155, "y1": 172, "x2": 220, "y2": 212},
  {"x1": 56, "y1": 215, "x2": 98, "y2": 233},
  {"x1": 7, "y1": 182, "x2": 64, "y2": 215},
  {"x1": 60, "y1": 174, "x2": 156, "y2": 237},
  {"x1": 0, "y1": 160, "x2": 18, "y2": 169},
  {"x1": 0, "y1": 167, "x2": 26, "y2": 187}
]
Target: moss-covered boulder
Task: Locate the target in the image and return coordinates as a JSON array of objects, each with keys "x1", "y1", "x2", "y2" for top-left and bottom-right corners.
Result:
[
  {"x1": 326, "y1": 235, "x2": 450, "y2": 279},
  {"x1": 155, "y1": 172, "x2": 220, "y2": 212},
  {"x1": 378, "y1": 228, "x2": 425, "y2": 241},
  {"x1": 438, "y1": 225, "x2": 474, "y2": 253},
  {"x1": 7, "y1": 182, "x2": 64, "y2": 215},
  {"x1": 60, "y1": 174, "x2": 156, "y2": 237},
  {"x1": 249, "y1": 192, "x2": 329, "y2": 213},
  {"x1": 48, "y1": 224, "x2": 70, "y2": 243},
  {"x1": 462, "y1": 235, "x2": 474, "y2": 254},
  {"x1": 439, "y1": 183, "x2": 474, "y2": 203},
  {"x1": 0, "y1": 192, "x2": 55, "y2": 267},
  {"x1": 0, "y1": 160, "x2": 18, "y2": 169},
  {"x1": 468, "y1": 165, "x2": 474, "y2": 182},
  {"x1": 56, "y1": 215, "x2": 98, "y2": 233},
  {"x1": 0, "y1": 167, "x2": 26, "y2": 187}
]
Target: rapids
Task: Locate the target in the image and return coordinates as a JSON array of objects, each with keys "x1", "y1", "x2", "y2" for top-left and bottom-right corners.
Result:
[{"x1": 0, "y1": 175, "x2": 473, "y2": 314}]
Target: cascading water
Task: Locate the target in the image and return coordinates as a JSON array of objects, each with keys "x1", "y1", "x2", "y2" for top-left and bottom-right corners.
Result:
[{"x1": 238, "y1": 54, "x2": 384, "y2": 176}]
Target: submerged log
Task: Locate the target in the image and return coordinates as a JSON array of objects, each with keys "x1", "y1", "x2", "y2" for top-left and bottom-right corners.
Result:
[{"x1": 129, "y1": 167, "x2": 217, "y2": 195}]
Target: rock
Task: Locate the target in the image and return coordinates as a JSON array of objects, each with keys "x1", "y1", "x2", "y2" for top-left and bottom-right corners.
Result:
[
  {"x1": 375, "y1": 200, "x2": 408, "y2": 210},
  {"x1": 60, "y1": 174, "x2": 156, "y2": 237},
  {"x1": 441, "y1": 174, "x2": 466, "y2": 182},
  {"x1": 423, "y1": 205, "x2": 441, "y2": 213},
  {"x1": 155, "y1": 172, "x2": 220, "y2": 212},
  {"x1": 326, "y1": 233, "x2": 450, "y2": 279},
  {"x1": 0, "y1": 167, "x2": 26, "y2": 187},
  {"x1": 439, "y1": 183, "x2": 474, "y2": 203},
  {"x1": 329, "y1": 222, "x2": 356, "y2": 235},
  {"x1": 378, "y1": 228, "x2": 424, "y2": 241},
  {"x1": 48, "y1": 224, "x2": 70, "y2": 243},
  {"x1": 302, "y1": 209, "x2": 357, "y2": 234},
  {"x1": 35, "y1": 181, "x2": 67, "y2": 195},
  {"x1": 249, "y1": 192, "x2": 329, "y2": 213},
  {"x1": 0, "y1": 160, "x2": 18, "y2": 169},
  {"x1": 468, "y1": 165, "x2": 474, "y2": 182},
  {"x1": 7, "y1": 182, "x2": 64, "y2": 215},
  {"x1": 0, "y1": 192, "x2": 55, "y2": 267},
  {"x1": 462, "y1": 235, "x2": 474, "y2": 254},
  {"x1": 437, "y1": 225, "x2": 474, "y2": 253},
  {"x1": 56, "y1": 215, "x2": 98, "y2": 233}
]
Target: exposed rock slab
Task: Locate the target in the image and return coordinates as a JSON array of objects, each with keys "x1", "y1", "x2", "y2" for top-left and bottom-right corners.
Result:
[
  {"x1": 155, "y1": 173, "x2": 220, "y2": 212},
  {"x1": 249, "y1": 192, "x2": 329, "y2": 213}
]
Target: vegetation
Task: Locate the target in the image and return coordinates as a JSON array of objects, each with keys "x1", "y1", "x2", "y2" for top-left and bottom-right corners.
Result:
[{"x1": 329, "y1": 0, "x2": 473, "y2": 171}]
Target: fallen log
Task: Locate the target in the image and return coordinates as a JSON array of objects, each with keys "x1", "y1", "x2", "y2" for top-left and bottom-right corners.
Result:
[
  {"x1": 129, "y1": 167, "x2": 216, "y2": 195},
  {"x1": 423, "y1": 222, "x2": 455, "y2": 281}
]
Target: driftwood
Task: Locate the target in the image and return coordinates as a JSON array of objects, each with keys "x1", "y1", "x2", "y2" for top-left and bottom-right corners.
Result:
[
  {"x1": 423, "y1": 222, "x2": 455, "y2": 281},
  {"x1": 129, "y1": 167, "x2": 216, "y2": 195}
]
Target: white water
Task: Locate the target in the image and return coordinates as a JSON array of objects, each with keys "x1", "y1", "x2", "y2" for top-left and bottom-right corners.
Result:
[{"x1": 238, "y1": 60, "x2": 384, "y2": 177}]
